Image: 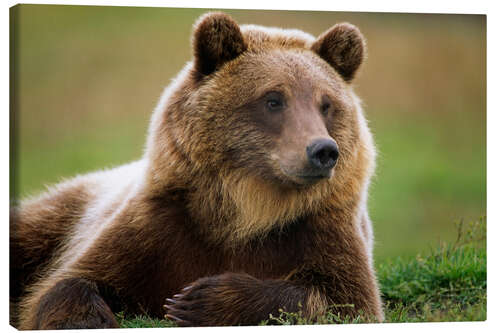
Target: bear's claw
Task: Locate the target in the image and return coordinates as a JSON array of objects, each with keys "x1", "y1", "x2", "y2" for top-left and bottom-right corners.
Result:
[
  {"x1": 164, "y1": 313, "x2": 190, "y2": 326},
  {"x1": 164, "y1": 302, "x2": 193, "y2": 326}
]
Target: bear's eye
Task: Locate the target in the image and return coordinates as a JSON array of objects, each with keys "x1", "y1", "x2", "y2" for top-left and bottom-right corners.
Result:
[
  {"x1": 320, "y1": 95, "x2": 334, "y2": 116},
  {"x1": 265, "y1": 92, "x2": 285, "y2": 112},
  {"x1": 320, "y1": 102, "x2": 331, "y2": 116}
]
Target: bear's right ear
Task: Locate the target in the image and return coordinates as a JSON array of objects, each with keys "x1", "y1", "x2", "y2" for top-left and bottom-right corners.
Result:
[{"x1": 192, "y1": 12, "x2": 247, "y2": 77}]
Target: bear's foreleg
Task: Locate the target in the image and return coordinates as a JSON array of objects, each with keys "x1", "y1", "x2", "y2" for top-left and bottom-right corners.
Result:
[
  {"x1": 164, "y1": 272, "x2": 321, "y2": 326},
  {"x1": 21, "y1": 278, "x2": 119, "y2": 330}
]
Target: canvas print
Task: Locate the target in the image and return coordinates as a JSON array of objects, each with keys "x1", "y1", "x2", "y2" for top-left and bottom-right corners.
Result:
[{"x1": 9, "y1": 5, "x2": 486, "y2": 329}]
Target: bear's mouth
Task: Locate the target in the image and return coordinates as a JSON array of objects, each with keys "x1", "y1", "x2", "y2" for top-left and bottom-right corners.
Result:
[
  {"x1": 294, "y1": 172, "x2": 332, "y2": 185},
  {"x1": 280, "y1": 167, "x2": 333, "y2": 186}
]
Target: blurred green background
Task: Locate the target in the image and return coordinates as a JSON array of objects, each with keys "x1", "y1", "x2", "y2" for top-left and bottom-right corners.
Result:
[{"x1": 10, "y1": 5, "x2": 486, "y2": 262}]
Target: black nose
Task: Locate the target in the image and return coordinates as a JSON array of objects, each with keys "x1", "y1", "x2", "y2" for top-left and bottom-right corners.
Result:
[{"x1": 306, "y1": 138, "x2": 339, "y2": 173}]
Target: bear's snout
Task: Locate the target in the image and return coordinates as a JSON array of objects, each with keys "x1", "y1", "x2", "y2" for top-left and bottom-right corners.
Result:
[{"x1": 306, "y1": 138, "x2": 339, "y2": 176}]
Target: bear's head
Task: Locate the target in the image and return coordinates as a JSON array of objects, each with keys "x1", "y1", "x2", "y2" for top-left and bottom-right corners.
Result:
[{"x1": 146, "y1": 13, "x2": 376, "y2": 244}]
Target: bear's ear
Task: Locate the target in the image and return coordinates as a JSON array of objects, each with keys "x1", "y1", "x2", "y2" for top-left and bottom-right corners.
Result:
[
  {"x1": 311, "y1": 23, "x2": 366, "y2": 83},
  {"x1": 192, "y1": 12, "x2": 247, "y2": 77}
]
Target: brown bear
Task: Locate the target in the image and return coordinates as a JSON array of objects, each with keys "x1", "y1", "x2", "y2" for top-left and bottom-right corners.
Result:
[{"x1": 10, "y1": 12, "x2": 383, "y2": 329}]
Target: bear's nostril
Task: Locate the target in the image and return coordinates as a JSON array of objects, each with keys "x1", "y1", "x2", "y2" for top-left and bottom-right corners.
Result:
[
  {"x1": 317, "y1": 148, "x2": 336, "y2": 166},
  {"x1": 316, "y1": 146, "x2": 338, "y2": 168},
  {"x1": 306, "y1": 139, "x2": 339, "y2": 173}
]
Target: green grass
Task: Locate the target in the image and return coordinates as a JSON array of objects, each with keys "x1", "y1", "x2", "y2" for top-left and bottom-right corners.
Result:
[
  {"x1": 117, "y1": 314, "x2": 176, "y2": 329},
  {"x1": 117, "y1": 217, "x2": 486, "y2": 327},
  {"x1": 378, "y1": 217, "x2": 486, "y2": 323}
]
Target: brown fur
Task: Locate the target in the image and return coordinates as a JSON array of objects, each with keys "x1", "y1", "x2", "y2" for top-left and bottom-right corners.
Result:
[
  {"x1": 10, "y1": 12, "x2": 382, "y2": 329},
  {"x1": 10, "y1": 179, "x2": 93, "y2": 314},
  {"x1": 32, "y1": 278, "x2": 118, "y2": 329}
]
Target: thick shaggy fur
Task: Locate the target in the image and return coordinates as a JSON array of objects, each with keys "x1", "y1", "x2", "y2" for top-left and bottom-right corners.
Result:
[{"x1": 10, "y1": 12, "x2": 383, "y2": 329}]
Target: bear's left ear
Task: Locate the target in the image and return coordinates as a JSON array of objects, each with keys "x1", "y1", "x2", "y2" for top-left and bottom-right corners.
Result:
[
  {"x1": 311, "y1": 23, "x2": 366, "y2": 83},
  {"x1": 192, "y1": 12, "x2": 247, "y2": 77}
]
